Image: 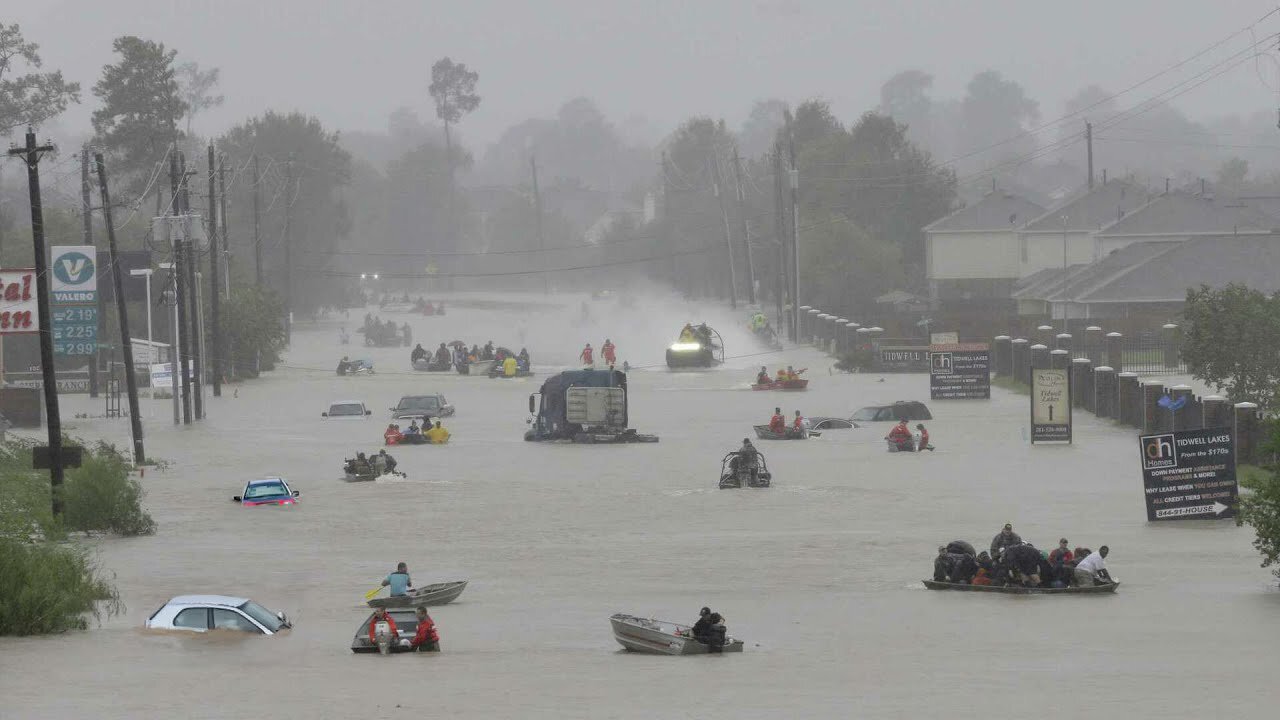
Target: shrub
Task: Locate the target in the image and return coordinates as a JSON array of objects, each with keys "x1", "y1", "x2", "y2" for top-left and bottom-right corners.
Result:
[
  {"x1": 0, "y1": 538, "x2": 123, "y2": 635},
  {"x1": 1238, "y1": 429, "x2": 1280, "y2": 583},
  {"x1": 62, "y1": 443, "x2": 156, "y2": 537}
]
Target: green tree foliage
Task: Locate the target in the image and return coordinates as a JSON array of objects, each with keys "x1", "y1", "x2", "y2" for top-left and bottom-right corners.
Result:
[
  {"x1": 1238, "y1": 428, "x2": 1280, "y2": 582},
  {"x1": 1183, "y1": 284, "x2": 1280, "y2": 408},
  {"x1": 218, "y1": 112, "x2": 351, "y2": 311},
  {"x1": 91, "y1": 37, "x2": 187, "y2": 202},
  {"x1": 0, "y1": 23, "x2": 80, "y2": 134},
  {"x1": 959, "y1": 70, "x2": 1039, "y2": 164},
  {"x1": 737, "y1": 99, "x2": 789, "y2": 159},
  {"x1": 660, "y1": 117, "x2": 738, "y2": 297},
  {"x1": 878, "y1": 70, "x2": 933, "y2": 144},
  {"x1": 220, "y1": 286, "x2": 287, "y2": 377},
  {"x1": 800, "y1": 211, "x2": 904, "y2": 313},
  {"x1": 176, "y1": 61, "x2": 223, "y2": 137},
  {"x1": 788, "y1": 100, "x2": 843, "y2": 147}
]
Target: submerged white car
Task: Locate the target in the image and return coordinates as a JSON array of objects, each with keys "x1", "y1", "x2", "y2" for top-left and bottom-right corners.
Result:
[
  {"x1": 323, "y1": 400, "x2": 372, "y2": 419},
  {"x1": 146, "y1": 595, "x2": 291, "y2": 635}
]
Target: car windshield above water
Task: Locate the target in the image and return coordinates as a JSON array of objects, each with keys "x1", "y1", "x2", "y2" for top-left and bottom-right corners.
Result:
[
  {"x1": 398, "y1": 396, "x2": 441, "y2": 412},
  {"x1": 328, "y1": 402, "x2": 366, "y2": 417},
  {"x1": 239, "y1": 600, "x2": 286, "y2": 632},
  {"x1": 244, "y1": 480, "x2": 289, "y2": 500}
]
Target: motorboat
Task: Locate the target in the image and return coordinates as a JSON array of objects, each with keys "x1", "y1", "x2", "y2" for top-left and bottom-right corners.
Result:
[
  {"x1": 609, "y1": 613, "x2": 743, "y2": 655},
  {"x1": 751, "y1": 378, "x2": 808, "y2": 391},
  {"x1": 752, "y1": 424, "x2": 813, "y2": 440},
  {"x1": 719, "y1": 450, "x2": 771, "y2": 488},
  {"x1": 366, "y1": 581, "x2": 467, "y2": 609},
  {"x1": 922, "y1": 580, "x2": 1120, "y2": 595}
]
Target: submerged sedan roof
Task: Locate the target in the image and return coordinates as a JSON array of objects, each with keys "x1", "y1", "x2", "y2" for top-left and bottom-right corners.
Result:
[{"x1": 166, "y1": 594, "x2": 248, "y2": 606}]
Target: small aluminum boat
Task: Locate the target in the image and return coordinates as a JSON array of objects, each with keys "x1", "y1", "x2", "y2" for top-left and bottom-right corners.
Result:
[
  {"x1": 922, "y1": 579, "x2": 1120, "y2": 595},
  {"x1": 367, "y1": 581, "x2": 468, "y2": 609},
  {"x1": 609, "y1": 613, "x2": 743, "y2": 655}
]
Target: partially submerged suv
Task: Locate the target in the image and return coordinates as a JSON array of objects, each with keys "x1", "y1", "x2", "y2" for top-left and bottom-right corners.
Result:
[
  {"x1": 391, "y1": 394, "x2": 454, "y2": 419},
  {"x1": 850, "y1": 401, "x2": 932, "y2": 422}
]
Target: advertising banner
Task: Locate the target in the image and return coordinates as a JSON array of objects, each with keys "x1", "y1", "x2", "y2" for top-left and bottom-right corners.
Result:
[
  {"x1": 1030, "y1": 368, "x2": 1072, "y2": 443},
  {"x1": 929, "y1": 343, "x2": 990, "y2": 400},
  {"x1": 0, "y1": 269, "x2": 39, "y2": 334},
  {"x1": 1138, "y1": 427, "x2": 1237, "y2": 521},
  {"x1": 877, "y1": 345, "x2": 931, "y2": 372}
]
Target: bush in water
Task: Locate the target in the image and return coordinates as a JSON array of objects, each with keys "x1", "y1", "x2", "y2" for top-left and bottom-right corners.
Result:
[
  {"x1": 0, "y1": 538, "x2": 123, "y2": 635},
  {"x1": 221, "y1": 286, "x2": 287, "y2": 379},
  {"x1": 62, "y1": 443, "x2": 156, "y2": 537}
]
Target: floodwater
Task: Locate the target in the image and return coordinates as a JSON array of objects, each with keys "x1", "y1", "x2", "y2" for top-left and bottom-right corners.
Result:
[{"x1": 2, "y1": 292, "x2": 1277, "y2": 719}]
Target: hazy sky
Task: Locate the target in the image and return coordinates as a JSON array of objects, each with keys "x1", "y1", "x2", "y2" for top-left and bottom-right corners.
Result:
[{"x1": 15, "y1": 0, "x2": 1280, "y2": 147}]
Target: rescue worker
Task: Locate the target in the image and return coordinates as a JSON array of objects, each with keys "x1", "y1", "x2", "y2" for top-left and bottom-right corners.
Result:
[
  {"x1": 886, "y1": 419, "x2": 914, "y2": 451},
  {"x1": 378, "y1": 448, "x2": 398, "y2": 475},
  {"x1": 517, "y1": 348, "x2": 531, "y2": 370},
  {"x1": 381, "y1": 562, "x2": 413, "y2": 596},
  {"x1": 384, "y1": 424, "x2": 403, "y2": 445},
  {"x1": 990, "y1": 523, "x2": 1023, "y2": 557},
  {"x1": 775, "y1": 368, "x2": 788, "y2": 384},
  {"x1": 410, "y1": 606, "x2": 440, "y2": 652},
  {"x1": 503, "y1": 354, "x2": 518, "y2": 377},
  {"x1": 580, "y1": 343, "x2": 594, "y2": 367},
  {"x1": 426, "y1": 420, "x2": 451, "y2": 444},
  {"x1": 769, "y1": 407, "x2": 786, "y2": 434},
  {"x1": 916, "y1": 423, "x2": 934, "y2": 451},
  {"x1": 756, "y1": 366, "x2": 771, "y2": 385},
  {"x1": 411, "y1": 343, "x2": 427, "y2": 364},
  {"x1": 602, "y1": 339, "x2": 617, "y2": 366},
  {"x1": 368, "y1": 607, "x2": 399, "y2": 645},
  {"x1": 692, "y1": 611, "x2": 727, "y2": 652},
  {"x1": 435, "y1": 343, "x2": 450, "y2": 364},
  {"x1": 679, "y1": 323, "x2": 696, "y2": 343},
  {"x1": 728, "y1": 438, "x2": 759, "y2": 481},
  {"x1": 793, "y1": 410, "x2": 805, "y2": 431}
]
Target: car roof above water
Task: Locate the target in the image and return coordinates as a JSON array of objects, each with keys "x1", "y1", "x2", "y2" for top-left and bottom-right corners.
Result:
[
  {"x1": 166, "y1": 594, "x2": 248, "y2": 607},
  {"x1": 246, "y1": 477, "x2": 285, "y2": 486}
]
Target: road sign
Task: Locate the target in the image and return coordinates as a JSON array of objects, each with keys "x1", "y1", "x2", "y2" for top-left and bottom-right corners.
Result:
[
  {"x1": 1030, "y1": 368, "x2": 1072, "y2": 443},
  {"x1": 929, "y1": 343, "x2": 990, "y2": 400},
  {"x1": 1138, "y1": 427, "x2": 1237, "y2": 521}
]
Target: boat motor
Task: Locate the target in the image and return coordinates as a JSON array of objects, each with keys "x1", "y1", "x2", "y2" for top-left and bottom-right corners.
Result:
[{"x1": 374, "y1": 620, "x2": 393, "y2": 655}]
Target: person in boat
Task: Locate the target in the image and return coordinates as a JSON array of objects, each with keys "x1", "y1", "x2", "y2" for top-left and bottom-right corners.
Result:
[
  {"x1": 602, "y1": 339, "x2": 617, "y2": 366},
  {"x1": 384, "y1": 424, "x2": 403, "y2": 445},
  {"x1": 756, "y1": 366, "x2": 771, "y2": 385},
  {"x1": 435, "y1": 343, "x2": 450, "y2": 364},
  {"x1": 990, "y1": 523, "x2": 1023, "y2": 557},
  {"x1": 426, "y1": 419, "x2": 451, "y2": 444},
  {"x1": 482, "y1": 341, "x2": 495, "y2": 360},
  {"x1": 970, "y1": 551, "x2": 995, "y2": 585},
  {"x1": 793, "y1": 410, "x2": 805, "y2": 432},
  {"x1": 915, "y1": 423, "x2": 934, "y2": 451},
  {"x1": 1073, "y1": 546, "x2": 1111, "y2": 586},
  {"x1": 769, "y1": 407, "x2": 786, "y2": 434},
  {"x1": 337, "y1": 356, "x2": 351, "y2": 375},
  {"x1": 1048, "y1": 538, "x2": 1074, "y2": 567},
  {"x1": 410, "y1": 606, "x2": 440, "y2": 652},
  {"x1": 775, "y1": 368, "x2": 788, "y2": 384},
  {"x1": 411, "y1": 343, "x2": 428, "y2": 364},
  {"x1": 469, "y1": 344, "x2": 480, "y2": 362},
  {"x1": 679, "y1": 323, "x2": 696, "y2": 343},
  {"x1": 728, "y1": 438, "x2": 759, "y2": 479},
  {"x1": 378, "y1": 449, "x2": 398, "y2": 475},
  {"x1": 517, "y1": 348, "x2": 530, "y2": 370},
  {"x1": 381, "y1": 562, "x2": 413, "y2": 597},
  {"x1": 785, "y1": 365, "x2": 804, "y2": 380},
  {"x1": 368, "y1": 606, "x2": 399, "y2": 645},
  {"x1": 404, "y1": 420, "x2": 422, "y2": 440},
  {"x1": 502, "y1": 354, "x2": 518, "y2": 377},
  {"x1": 886, "y1": 419, "x2": 914, "y2": 451},
  {"x1": 995, "y1": 543, "x2": 1051, "y2": 587},
  {"x1": 692, "y1": 612, "x2": 727, "y2": 652},
  {"x1": 580, "y1": 343, "x2": 594, "y2": 367}
]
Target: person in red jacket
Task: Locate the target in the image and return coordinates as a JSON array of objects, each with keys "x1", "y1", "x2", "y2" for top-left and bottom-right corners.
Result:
[
  {"x1": 580, "y1": 343, "x2": 594, "y2": 367},
  {"x1": 793, "y1": 410, "x2": 805, "y2": 431},
  {"x1": 768, "y1": 407, "x2": 786, "y2": 434},
  {"x1": 384, "y1": 423, "x2": 403, "y2": 445},
  {"x1": 601, "y1": 339, "x2": 617, "y2": 366},
  {"x1": 368, "y1": 607, "x2": 399, "y2": 645},
  {"x1": 410, "y1": 606, "x2": 440, "y2": 652},
  {"x1": 886, "y1": 419, "x2": 913, "y2": 450}
]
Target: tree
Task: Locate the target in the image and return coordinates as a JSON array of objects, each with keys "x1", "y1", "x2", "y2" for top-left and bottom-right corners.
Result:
[
  {"x1": 799, "y1": 210, "x2": 904, "y2": 313},
  {"x1": 91, "y1": 37, "x2": 187, "y2": 203},
  {"x1": 959, "y1": 70, "x2": 1039, "y2": 167},
  {"x1": 789, "y1": 99, "x2": 843, "y2": 147},
  {"x1": 878, "y1": 70, "x2": 933, "y2": 146},
  {"x1": 176, "y1": 61, "x2": 223, "y2": 137},
  {"x1": 429, "y1": 57, "x2": 480, "y2": 254},
  {"x1": 220, "y1": 286, "x2": 286, "y2": 376},
  {"x1": 738, "y1": 99, "x2": 788, "y2": 159},
  {"x1": 1183, "y1": 284, "x2": 1280, "y2": 408},
  {"x1": 1238, "y1": 426, "x2": 1280, "y2": 583},
  {"x1": 0, "y1": 23, "x2": 80, "y2": 134}
]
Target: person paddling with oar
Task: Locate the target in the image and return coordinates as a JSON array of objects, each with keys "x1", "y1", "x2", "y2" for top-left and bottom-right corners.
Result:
[{"x1": 366, "y1": 562, "x2": 414, "y2": 600}]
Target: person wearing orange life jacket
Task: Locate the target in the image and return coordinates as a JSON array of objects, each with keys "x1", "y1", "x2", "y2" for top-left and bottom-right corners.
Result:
[
  {"x1": 601, "y1": 339, "x2": 617, "y2": 366},
  {"x1": 368, "y1": 607, "x2": 399, "y2": 645},
  {"x1": 769, "y1": 407, "x2": 786, "y2": 434},
  {"x1": 886, "y1": 419, "x2": 913, "y2": 451},
  {"x1": 384, "y1": 423, "x2": 403, "y2": 445},
  {"x1": 793, "y1": 410, "x2": 805, "y2": 431},
  {"x1": 756, "y1": 366, "x2": 771, "y2": 385},
  {"x1": 580, "y1": 343, "x2": 594, "y2": 367},
  {"x1": 410, "y1": 606, "x2": 440, "y2": 652}
]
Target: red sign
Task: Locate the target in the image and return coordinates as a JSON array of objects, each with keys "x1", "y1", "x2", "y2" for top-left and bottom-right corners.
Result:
[{"x1": 0, "y1": 269, "x2": 39, "y2": 334}]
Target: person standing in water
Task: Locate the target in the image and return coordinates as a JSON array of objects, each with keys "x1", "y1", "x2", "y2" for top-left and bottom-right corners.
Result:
[
  {"x1": 602, "y1": 339, "x2": 617, "y2": 366},
  {"x1": 580, "y1": 343, "x2": 594, "y2": 367}
]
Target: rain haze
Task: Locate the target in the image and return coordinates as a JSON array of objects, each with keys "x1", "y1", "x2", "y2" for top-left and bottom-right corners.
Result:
[{"x1": 2, "y1": 2, "x2": 1280, "y2": 719}]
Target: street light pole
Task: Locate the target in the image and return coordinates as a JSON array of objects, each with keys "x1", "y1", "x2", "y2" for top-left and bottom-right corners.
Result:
[{"x1": 1061, "y1": 214, "x2": 1069, "y2": 334}]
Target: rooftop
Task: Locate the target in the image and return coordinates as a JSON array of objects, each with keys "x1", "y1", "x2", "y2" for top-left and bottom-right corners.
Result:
[
  {"x1": 1094, "y1": 192, "x2": 1279, "y2": 237},
  {"x1": 923, "y1": 191, "x2": 1046, "y2": 233},
  {"x1": 1021, "y1": 180, "x2": 1151, "y2": 233}
]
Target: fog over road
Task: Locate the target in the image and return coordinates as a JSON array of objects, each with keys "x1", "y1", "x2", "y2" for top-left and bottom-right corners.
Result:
[{"x1": 2, "y1": 292, "x2": 1276, "y2": 719}]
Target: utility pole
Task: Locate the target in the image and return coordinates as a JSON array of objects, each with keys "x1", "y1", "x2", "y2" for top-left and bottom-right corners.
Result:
[
  {"x1": 252, "y1": 153, "x2": 262, "y2": 287},
  {"x1": 530, "y1": 153, "x2": 547, "y2": 294},
  {"x1": 732, "y1": 147, "x2": 756, "y2": 306},
  {"x1": 179, "y1": 152, "x2": 203, "y2": 420},
  {"x1": 710, "y1": 152, "x2": 738, "y2": 309},
  {"x1": 1085, "y1": 121, "x2": 1094, "y2": 190},
  {"x1": 772, "y1": 145, "x2": 787, "y2": 338},
  {"x1": 81, "y1": 145, "x2": 101, "y2": 398},
  {"x1": 94, "y1": 152, "x2": 145, "y2": 463},
  {"x1": 9, "y1": 130, "x2": 65, "y2": 515},
  {"x1": 207, "y1": 145, "x2": 221, "y2": 398},
  {"x1": 169, "y1": 150, "x2": 192, "y2": 424},
  {"x1": 284, "y1": 154, "x2": 294, "y2": 343},
  {"x1": 788, "y1": 131, "x2": 801, "y2": 341},
  {"x1": 218, "y1": 154, "x2": 230, "y2": 296}
]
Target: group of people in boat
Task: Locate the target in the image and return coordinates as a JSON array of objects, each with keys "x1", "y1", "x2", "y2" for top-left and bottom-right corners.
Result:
[
  {"x1": 336, "y1": 356, "x2": 373, "y2": 375},
  {"x1": 767, "y1": 407, "x2": 806, "y2": 435},
  {"x1": 886, "y1": 419, "x2": 933, "y2": 452},
  {"x1": 360, "y1": 314, "x2": 411, "y2": 347},
  {"x1": 369, "y1": 562, "x2": 440, "y2": 652},
  {"x1": 345, "y1": 449, "x2": 400, "y2": 478},
  {"x1": 678, "y1": 323, "x2": 715, "y2": 346},
  {"x1": 579, "y1": 339, "x2": 618, "y2": 368},
  {"x1": 385, "y1": 419, "x2": 451, "y2": 445},
  {"x1": 755, "y1": 366, "x2": 805, "y2": 385},
  {"x1": 933, "y1": 524, "x2": 1113, "y2": 589},
  {"x1": 681, "y1": 607, "x2": 728, "y2": 651}
]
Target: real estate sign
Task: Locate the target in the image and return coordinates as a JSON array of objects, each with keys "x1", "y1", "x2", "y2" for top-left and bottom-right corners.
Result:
[
  {"x1": 1030, "y1": 368, "x2": 1072, "y2": 443},
  {"x1": 1138, "y1": 427, "x2": 1237, "y2": 521},
  {"x1": 929, "y1": 343, "x2": 990, "y2": 400}
]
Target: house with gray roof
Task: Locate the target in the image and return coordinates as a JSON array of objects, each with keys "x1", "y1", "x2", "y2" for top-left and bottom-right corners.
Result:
[
  {"x1": 1092, "y1": 191, "x2": 1278, "y2": 257},
  {"x1": 924, "y1": 190, "x2": 1045, "y2": 303},
  {"x1": 1016, "y1": 179, "x2": 1150, "y2": 277}
]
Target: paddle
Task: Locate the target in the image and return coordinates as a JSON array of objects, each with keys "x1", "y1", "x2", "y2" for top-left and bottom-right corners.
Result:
[{"x1": 364, "y1": 585, "x2": 384, "y2": 600}]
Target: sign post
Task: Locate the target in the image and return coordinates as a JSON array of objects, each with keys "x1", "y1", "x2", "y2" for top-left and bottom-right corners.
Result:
[
  {"x1": 1030, "y1": 367, "x2": 1072, "y2": 443},
  {"x1": 1138, "y1": 427, "x2": 1237, "y2": 521},
  {"x1": 929, "y1": 343, "x2": 990, "y2": 400}
]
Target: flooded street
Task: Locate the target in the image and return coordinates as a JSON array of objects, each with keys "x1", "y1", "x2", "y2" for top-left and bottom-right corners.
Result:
[{"x1": 3, "y1": 294, "x2": 1278, "y2": 719}]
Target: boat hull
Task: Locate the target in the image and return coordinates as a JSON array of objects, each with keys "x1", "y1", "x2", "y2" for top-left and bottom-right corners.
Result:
[
  {"x1": 367, "y1": 581, "x2": 468, "y2": 608},
  {"x1": 609, "y1": 614, "x2": 743, "y2": 655},
  {"x1": 753, "y1": 424, "x2": 807, "y2": 440},
  {"x1": 922, "y1": 580, "x2": 1120, "y2": 595}
]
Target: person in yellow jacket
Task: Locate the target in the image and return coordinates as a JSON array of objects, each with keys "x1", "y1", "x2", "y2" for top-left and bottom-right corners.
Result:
[
  {"x1": 426, "y1": 420, "x2": 451, "y2": 444},
  {"x1": 503, "y1": 355, "x2": 518, "y2": 377}
]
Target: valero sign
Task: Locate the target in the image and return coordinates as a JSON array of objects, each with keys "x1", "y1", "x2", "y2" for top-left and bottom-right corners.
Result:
[
  {"x1": 1030, "y1": 368, "x2": 1072, "y2": 443},
  {"x1": 0, "y1": 269, "x2": 39, "y2": 334}
]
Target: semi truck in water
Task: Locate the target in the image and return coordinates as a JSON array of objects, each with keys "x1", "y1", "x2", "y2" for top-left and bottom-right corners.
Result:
[{"x1": 524, "y1": 369, "x2": 658, "y2": 443}]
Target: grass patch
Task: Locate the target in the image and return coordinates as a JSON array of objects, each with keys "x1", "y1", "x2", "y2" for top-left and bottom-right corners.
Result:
[{"x1": 0, "y1": 538, "x2": 123, "y2": 634}]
